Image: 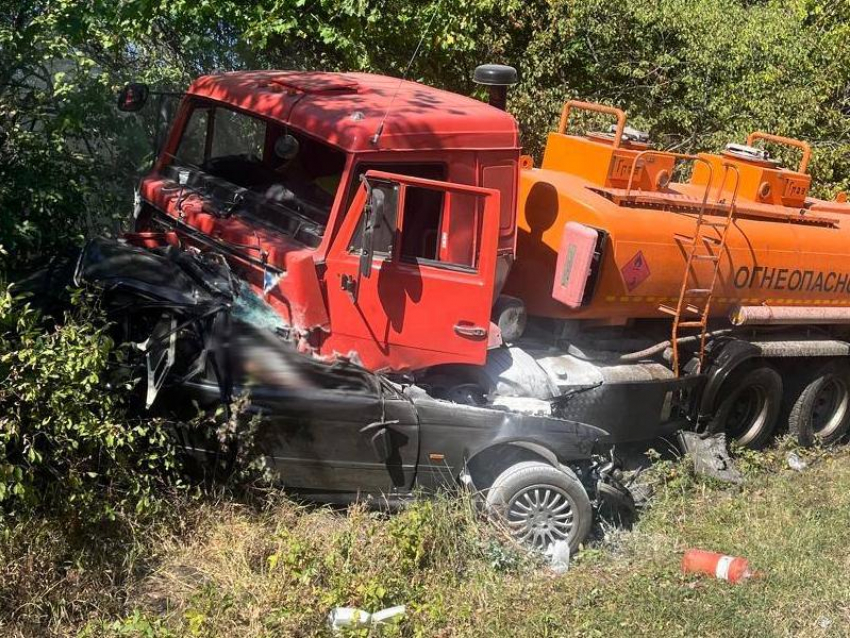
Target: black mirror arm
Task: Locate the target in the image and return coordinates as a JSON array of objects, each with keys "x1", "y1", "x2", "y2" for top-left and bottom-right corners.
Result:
[{"x1": 358, "y1": 177, "x2": 376, "y2": 280}]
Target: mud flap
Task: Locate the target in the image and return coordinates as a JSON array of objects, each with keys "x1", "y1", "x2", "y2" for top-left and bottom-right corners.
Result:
[{"x1": 678, "y1": 430, "x2": 743, "y2": 484}]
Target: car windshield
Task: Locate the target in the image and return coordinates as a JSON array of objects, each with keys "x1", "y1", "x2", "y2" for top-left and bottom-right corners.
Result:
[{"x1": 169, "y1": 102, "x2": 346, "y2": 245}]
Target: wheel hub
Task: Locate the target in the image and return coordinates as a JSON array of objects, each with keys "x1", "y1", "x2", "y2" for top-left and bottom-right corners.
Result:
[
  {"x1": 726, "y1": 385, "x2": 768, "y2": 444},
  {"x1": 811, "y1": 377, "x2": 849, "y2": 438},
  {"x1": 507, "y1": 485, "x2": 574, "y2": 550}
]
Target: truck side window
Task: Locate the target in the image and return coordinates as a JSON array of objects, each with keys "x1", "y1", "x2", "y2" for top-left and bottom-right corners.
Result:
[
  {"x1": 399, "y1": 187, "x2": 444, "y2": 261},
  {"x1": 399, "y1": 189, "x2": 480, "y2": 270},
  {"x1": 348, "y1": 163, "x2": 445, "y2": 253}
]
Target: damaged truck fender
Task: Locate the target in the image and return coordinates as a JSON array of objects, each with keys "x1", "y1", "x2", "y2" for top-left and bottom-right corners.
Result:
[{"x1": 697, "y1": 339, "x2": 762, "y2": 424}]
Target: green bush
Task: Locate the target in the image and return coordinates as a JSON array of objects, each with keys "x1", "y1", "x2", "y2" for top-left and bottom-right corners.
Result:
[{"x1": 0, "y1": 287, "x2": 180, "y2": 522}]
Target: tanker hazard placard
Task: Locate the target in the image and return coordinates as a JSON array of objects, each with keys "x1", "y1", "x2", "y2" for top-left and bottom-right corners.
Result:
[{"x1": 622, "y1": 250, "x2": 650, "y2": 291}]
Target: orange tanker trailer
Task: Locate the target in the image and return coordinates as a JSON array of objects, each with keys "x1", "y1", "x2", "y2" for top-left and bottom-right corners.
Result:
[
  {"x1": 508, "y1": 101, "x2": 850, "y2": 325},
  {"x1": 491, "y1": 100, "x2": 850, "y2": 450}
]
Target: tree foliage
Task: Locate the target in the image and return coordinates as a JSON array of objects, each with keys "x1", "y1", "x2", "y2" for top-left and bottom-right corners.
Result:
[{"x1": 2, "y1": 0, "x2": 849, "y2": 267}]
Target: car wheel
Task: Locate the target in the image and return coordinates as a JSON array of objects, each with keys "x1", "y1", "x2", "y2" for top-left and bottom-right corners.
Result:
[
  {"x1": 596, "y1": 479, "x2": 637, "y2": 529},
  {"x1": 485, "y1": 461, "x2": 592, "y2": 553},
  {"x1": 787, "y1": 361, "x2": 850, "y2": 447},
  {"x1": 711, "y1": 364, "x2": 782, "y2": 449}
]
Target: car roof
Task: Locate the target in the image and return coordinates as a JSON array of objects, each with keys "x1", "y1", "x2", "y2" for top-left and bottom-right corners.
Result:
[{"x1": 186, "y1": 70, "x2": 520, "y2": 153}]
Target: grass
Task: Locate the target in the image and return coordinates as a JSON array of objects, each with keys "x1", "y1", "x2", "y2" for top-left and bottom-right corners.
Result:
[{"x1": 3, "y1": 442, "x2": 850, "y2": 637}]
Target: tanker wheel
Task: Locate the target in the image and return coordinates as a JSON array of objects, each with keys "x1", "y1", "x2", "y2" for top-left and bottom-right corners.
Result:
[
  {"x1": 710, "y1": 364, "x2": 782, "y2": 449},
  {"x1": 485, "y1": 461, "x2": 592, "y2": 554},
  {"x1": 787, "y1": 361, "x2": 850, "y2": 447}
]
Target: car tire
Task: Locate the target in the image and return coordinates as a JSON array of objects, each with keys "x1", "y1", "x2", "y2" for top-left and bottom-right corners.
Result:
[
  {"x1": 787, "y1": 361, "x2": 850, "y2": 447},
  {"x1": 710, "y1": 364, "x2": 782, "y2": 449},
  {"x1": 596, "y1": 479, "x2": 637, "y2": 530},
  {"x1": 485, "y1": 461, "x2": 592, "y2": 553}
]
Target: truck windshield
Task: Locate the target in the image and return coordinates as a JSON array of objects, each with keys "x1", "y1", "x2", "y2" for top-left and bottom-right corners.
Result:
[{"x1": 170, "y1": 102, "x2": 346, "y2": 243}]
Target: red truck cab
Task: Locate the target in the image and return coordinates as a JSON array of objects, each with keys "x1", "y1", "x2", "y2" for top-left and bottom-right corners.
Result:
[{"x1": 134, "y1": 70, "x2": 520, "y2": 372}]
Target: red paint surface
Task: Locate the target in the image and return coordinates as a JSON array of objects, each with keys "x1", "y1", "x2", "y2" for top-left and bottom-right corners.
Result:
[
  {"x1": 322, "y1": 171, "x2": 501, "y2": 372},
  {"x1": 185, "y1": 71, "x2": 519, "y2": 152}
]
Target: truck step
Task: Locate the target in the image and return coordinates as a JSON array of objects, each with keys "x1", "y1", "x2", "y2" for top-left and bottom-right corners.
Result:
[
  {"x1": 691, "y1": 253, "x2": 720, "y2": 262},
  {"x1": 685, "y1": 288, "x2": 712, "y2": 295}
]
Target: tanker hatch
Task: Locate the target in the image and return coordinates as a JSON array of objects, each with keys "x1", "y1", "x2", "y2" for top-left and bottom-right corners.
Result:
[
  {"x1": 692, "y1": 132, "x2": 813, "y2": 207},
  {"x1": 723, "y1": 143, "x2": 776, "y2": 166},
  {"x1": 540, "y1": 100, "x2": 674, "y2": 192}
]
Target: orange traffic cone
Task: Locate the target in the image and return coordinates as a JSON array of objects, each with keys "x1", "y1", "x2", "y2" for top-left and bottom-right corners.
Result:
[{"x1": 682, "y1": 549, "x2": 754, "y2": 583}]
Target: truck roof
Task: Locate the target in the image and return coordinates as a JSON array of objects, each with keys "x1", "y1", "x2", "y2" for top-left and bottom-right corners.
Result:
[{"x1": 187, "y1": 70, "x2": 520, "y2": 153}]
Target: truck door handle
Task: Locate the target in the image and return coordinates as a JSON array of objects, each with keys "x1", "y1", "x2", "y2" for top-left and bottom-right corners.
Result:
[
  {"x1": 454, "y1": 324, "x2": 487, "y2": 339},
  {"x1": 340, "y1": 273, "x2": 357, "y2": 301},
  {"x1": 340, "y1": 273, "x2": 356, "y2": 292}
]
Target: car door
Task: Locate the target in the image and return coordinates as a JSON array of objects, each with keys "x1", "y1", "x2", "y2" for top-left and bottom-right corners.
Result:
[
  {"x1": 323, "y1": 170, "x2": 501, "y2": 372},
  {"x1": 172, "y1": 373, "x2": 419, "y2": 496},
  {"x1": 251, "y1": 382, "x2": 419, "y2": 494}
]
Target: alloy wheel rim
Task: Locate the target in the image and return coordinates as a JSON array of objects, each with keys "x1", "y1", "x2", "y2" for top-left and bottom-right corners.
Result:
[{"x1": 506, "y1": 484, "x2": 574, "y2": 550}]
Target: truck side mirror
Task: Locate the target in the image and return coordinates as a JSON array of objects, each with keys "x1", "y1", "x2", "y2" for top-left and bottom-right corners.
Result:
[
  {"x1": 359, "y1": 184, "x2": 385, "y2": 278},
  {"x1": 117, "y1": 82, "x2": 150, "y2": 112}
]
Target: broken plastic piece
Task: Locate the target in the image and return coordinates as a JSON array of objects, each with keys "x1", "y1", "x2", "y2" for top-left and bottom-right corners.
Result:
[
  {"x1": 545, "y1": 539, "x2": 570, "y2": 574},
  {"x1": 145, "y1": 315, "x2": 177, "y2": 408},
  {"x1": 678, "y1": 431, "x2": 743, "y2": 484},
  {"x1": 327, "y1": 605, "x2": 406, "y2": 632},
  {"x1": 787, "y1": 452, "x2": 807, "y2": 472}
]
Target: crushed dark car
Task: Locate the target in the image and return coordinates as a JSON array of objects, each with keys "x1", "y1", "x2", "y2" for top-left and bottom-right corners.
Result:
[{"x1": 56, "y1": 237, "x2": 634, "y2": 551}]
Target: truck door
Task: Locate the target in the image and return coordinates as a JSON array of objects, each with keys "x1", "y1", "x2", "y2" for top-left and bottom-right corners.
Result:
[{"x1": 323, "y1": 170, "x2": 501, "y2": 372}]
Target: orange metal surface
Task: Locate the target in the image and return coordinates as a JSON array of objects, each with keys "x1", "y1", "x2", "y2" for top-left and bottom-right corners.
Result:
[
  {"x1": 505, "y1": 102, "x2": 850, "y2": 322},
  {"x1": 692, "y1": 152, "x2": 812, "y2": 209}
]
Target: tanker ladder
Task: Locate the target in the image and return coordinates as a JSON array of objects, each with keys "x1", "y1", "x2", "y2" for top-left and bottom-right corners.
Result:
[{"x1": 626, "y1": 153, "x2": 741, "y2": 376}]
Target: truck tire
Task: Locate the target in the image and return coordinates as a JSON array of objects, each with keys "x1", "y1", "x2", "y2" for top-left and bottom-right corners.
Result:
[
  {"x1": 492, "y1": 295, "x2": 527, "y2": 343},
  {"x1": 787, "y1": 361, "x2": 850, "y2": 447},
  {"x1": 485, "y1": 461, "x2": 592, "y2": 553},
  {"x1": 710, "y1": 364, "x2": 782, "y2": 449}
]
